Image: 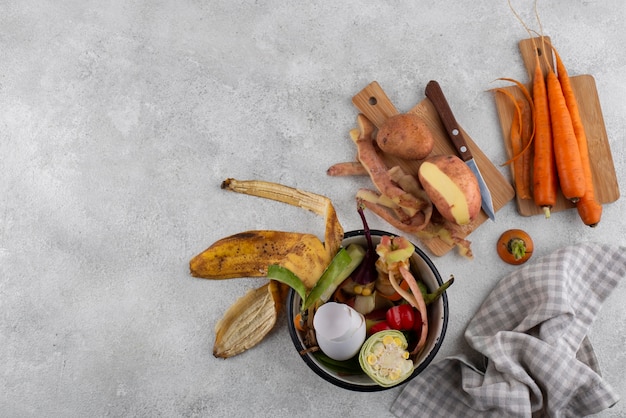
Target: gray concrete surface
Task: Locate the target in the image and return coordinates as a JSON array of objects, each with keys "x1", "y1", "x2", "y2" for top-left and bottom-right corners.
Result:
[{"x1": 2, "y1": 1, "x2": 625, "y2": 417}]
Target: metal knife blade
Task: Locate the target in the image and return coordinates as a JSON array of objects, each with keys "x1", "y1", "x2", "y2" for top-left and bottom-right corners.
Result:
[{"x1": 424, "y1": 80, "x2": 496, "y2": 221}]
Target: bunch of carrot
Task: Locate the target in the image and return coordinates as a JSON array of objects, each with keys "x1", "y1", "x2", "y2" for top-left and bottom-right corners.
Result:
[{"x1": 498, "y1": 2, "x2": 602, "y2": 227}]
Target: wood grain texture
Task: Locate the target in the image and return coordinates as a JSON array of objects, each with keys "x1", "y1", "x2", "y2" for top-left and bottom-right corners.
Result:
[
  {"x1": 352, "y1": 81, "x2": 515, "y2": 256},
  {"x1": 493, "y1": 37, "x2": 620, "y2": 216}
]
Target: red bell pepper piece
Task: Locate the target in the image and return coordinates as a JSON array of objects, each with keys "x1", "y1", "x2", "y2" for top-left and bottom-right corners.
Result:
[
  {"x1": 385, "y1": 304, "x2": 416, "y2": 331},
  {"x1": 369, "y1": 321, "x2": 393, "y2": 335}
]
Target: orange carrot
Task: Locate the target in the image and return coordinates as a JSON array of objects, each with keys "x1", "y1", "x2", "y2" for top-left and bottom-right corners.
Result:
[
  {"x1": 504, "y1": 2, "x2": 554, "y2": 215},
  {"x1": 531, "y1": 4, "x2": 585, "y2": 204},
  {"x1": 530, "y1": 43, "x2": 557, "y2": 218},
  {"x1": 545, "y1": 69, "x2": 586, "y2": 203},
  {"x1": 552, "y1": 46, "x2": 602, "y2": 226}
]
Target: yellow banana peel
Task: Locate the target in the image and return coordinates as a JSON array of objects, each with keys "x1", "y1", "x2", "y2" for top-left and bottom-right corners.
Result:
[
  {"x1": 190, "y1": 230, "x2": 329, "y2": 289},
  {"x1": 220, "y1": 178, "x2": 344, "y2": 263},
  {"x1": 189, "y1": 178, "x2": 344, "y2": 289}
]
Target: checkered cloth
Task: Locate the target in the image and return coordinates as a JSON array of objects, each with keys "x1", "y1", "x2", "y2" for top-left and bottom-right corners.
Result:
[{"x1": 391, "y1": 243, "x2": 626, "y2": 417}]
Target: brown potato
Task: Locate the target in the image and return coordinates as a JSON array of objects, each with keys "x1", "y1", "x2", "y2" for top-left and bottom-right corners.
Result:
[
  {"x1": 418, "y1": 155, "x2": 481, "y2": 225},
  {"x1": 376, "y1": 113, "x2": 434, "y2": 160}
]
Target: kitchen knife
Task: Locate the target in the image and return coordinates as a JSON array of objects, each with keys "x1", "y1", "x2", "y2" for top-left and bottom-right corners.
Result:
[{"x1": 424, "y1": 80, "x2": 496, "y2": 221}]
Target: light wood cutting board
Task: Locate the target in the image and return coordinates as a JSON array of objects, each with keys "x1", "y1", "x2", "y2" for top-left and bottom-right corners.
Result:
[
  {"x1": 352, "y1": 81, "x2": 515, "y2": 257},
  {"x1": 493, "y1": 37, "x2": 620, "y2": 216}
]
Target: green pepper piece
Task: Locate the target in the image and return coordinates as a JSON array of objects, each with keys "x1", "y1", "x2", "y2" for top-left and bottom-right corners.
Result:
[
  {"x1": 267, "y1": 264, "x2": 308, "y2": 302},
  {"x1": 418, "y1": 275, "x2": 454, "y2": 305},
  {"x1": 313, "y1": 352, "x2": 363, "y2": 375},
  {"x1": 301, "y1": 247, "x2": 354, "y2": 311},
  {"x1": 359, "y1": 330, "x2": 414, "y2": 387},
  {"x1": 316, "y1": 243, "x2": 365, "y2": 303},
  {"x1": 267, "y1": 246, "x2": 362, "y2": 311}
]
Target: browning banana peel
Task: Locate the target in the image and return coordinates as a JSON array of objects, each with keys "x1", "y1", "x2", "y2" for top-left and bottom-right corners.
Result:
[
  {"x1": 190, "y1": 179, "x2": 344, "y2": 289},
  {"x1": 190, "y1": 230, "x2": 330, "y2": 288},
  {"x1": 221, "y1": 178, "x2": 344, "y2": 262}
]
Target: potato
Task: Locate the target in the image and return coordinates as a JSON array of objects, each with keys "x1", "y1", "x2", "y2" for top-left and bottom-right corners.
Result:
[
  {"x1": 418, "y1": 155, "x2": 481, "y2": 225},
  {"x1": 376, "y1": 113, "x2": 434, "y2": 160}
]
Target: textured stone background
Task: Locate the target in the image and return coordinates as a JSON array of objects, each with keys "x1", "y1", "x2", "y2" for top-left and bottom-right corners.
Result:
[{"x1": 1, "y1": 1, "x2": 625, "y2": 417}]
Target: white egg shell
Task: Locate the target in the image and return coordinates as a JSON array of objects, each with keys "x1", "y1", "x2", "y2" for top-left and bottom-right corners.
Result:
[{"x1": 313, "y1": 302, "x2": 367, "y2": 361}]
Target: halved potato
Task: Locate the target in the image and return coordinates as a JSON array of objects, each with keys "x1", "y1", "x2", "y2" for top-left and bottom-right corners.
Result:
[{"x1": 418, "y1": 155, "x2": 481, "y2": 225}]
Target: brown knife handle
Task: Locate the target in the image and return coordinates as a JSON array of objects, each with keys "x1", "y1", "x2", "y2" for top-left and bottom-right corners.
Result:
[{"x1": 425, "y1": 80, "x2": 473, "y2": 162}]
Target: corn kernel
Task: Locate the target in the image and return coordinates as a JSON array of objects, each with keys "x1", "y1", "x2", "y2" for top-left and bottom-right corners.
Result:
[
  {"x1": 393, "y1": 337, "x2": 402, "y2": 347},
  {"x1": 354, "y1": 285, "x2": 363, "y2": 294},
  {"x1": 402, "y1": 351, "x2": 410, "y2": 360},
  {"x1": 382, "y1": 335, "x2": 395, "y2": 346},
  {"x1": 361, "y1": 287, "x2": 372, "y2": 296},
  {"x1": 389, "y1": 370, "x2": 400, "y2": 381},
  {"x1": 367, "y1": 354, "x2": 377, "y2": 365}
]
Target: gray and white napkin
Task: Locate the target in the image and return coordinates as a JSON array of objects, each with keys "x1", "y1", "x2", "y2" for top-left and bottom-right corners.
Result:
[{"x1": 391, "y1": 243, "x2": 626, "y2": 417}]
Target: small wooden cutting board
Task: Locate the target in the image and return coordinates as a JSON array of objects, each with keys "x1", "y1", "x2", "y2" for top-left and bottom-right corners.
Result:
[
  {"x1": 493, "y1": 37, "x2": 620, "y2": 216},
  {"x1": 352, "y1": 81, "x2": 515, "y2": 257}
]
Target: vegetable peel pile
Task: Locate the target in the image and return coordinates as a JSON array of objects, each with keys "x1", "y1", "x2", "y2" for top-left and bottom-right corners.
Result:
[
  {"x1": 189, "y1": 178, "x2": 452, "y2": 387},
  {"x1": 327, "y1": 113, "x2": 475, "y2": 258},
  {"x1": 294, "y1": 204, "x2": 452, "y2": 387}
]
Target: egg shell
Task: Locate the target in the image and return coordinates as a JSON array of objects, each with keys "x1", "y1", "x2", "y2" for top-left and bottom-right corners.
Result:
[{"x1": 313, "y1": 302, "x2": 366, "y2": 361}]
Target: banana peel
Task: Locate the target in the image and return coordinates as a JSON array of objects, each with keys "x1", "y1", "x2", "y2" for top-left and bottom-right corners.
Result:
[
  {"x1": 190, "y1": 179, "x2": 344, "y2": 288},
  {"x1": 191, "y1": 178, "x2": 345, "y2": 358},
  {"x1": 221, "y1": 178, "x2": 344, "y2": 265},
  {"x1": 213, "y1": 280, "x2": 290, "y2": 358},
  {"x1": 190, "y1": 230, "x2": 330, "y2": 289}
]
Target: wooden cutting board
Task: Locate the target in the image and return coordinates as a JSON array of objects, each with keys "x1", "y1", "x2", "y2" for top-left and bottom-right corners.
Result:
[
  {"x1": 352, "y1": 81, "x2": 515, "y2": 257},
  {"x1": 493, "y1": 37, "x2": 620, "y2": 216}
]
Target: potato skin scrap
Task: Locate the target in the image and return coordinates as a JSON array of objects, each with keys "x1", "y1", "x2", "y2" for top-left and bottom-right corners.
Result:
[{"x1": 326, "y1": 161, "x2": 367, "y2": 177}]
